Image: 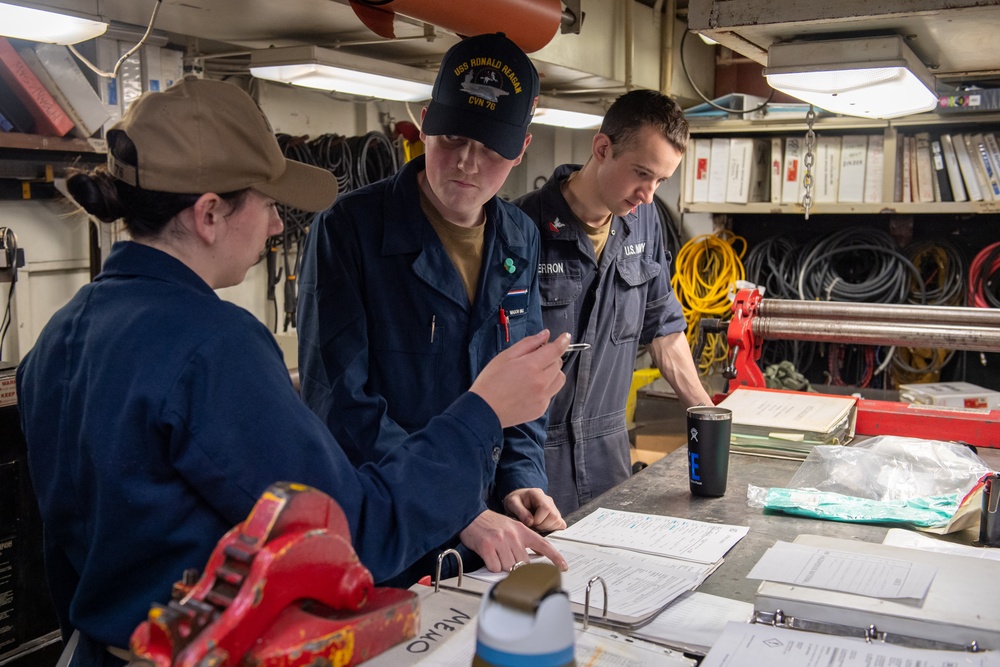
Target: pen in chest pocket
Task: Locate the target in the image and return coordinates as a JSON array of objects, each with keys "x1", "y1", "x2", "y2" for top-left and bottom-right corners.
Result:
[{"x1": 499, "y1": 308, "x2": 509, "y2": 343}]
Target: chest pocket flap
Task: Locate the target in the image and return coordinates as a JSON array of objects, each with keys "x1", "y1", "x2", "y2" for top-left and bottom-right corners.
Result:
[
  {"x1": 612, "y1": 256, "x2": 661, "y2": 344},
  {"x1": 615, "y1": 256, "x2": 661, "y2": 287},
  {"x1": 539, "y1": 265, "x2": 582, "y2": 307}
]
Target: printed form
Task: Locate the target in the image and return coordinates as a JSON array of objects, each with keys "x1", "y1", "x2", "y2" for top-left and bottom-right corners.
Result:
[
  {"x1": 468, "y1": 541, "x2": 703, "y2": 620},
  {"x1": 549, "y1": 507, "x2": 749, "y2": 564},
  {"x1": 747, "y1": 540, "x2": 936, "y2": 599}
]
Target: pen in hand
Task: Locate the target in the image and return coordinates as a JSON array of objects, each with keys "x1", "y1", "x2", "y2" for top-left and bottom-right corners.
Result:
[{"x1": 562, "y1": 343, "x2": 590, "y2": 359}]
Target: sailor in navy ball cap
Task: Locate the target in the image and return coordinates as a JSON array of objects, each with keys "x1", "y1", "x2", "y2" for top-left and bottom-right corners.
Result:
[
  {"x1": 298, "y1": 32, "x2": 570, "y2": 586},
  {"x1": 422, "y1": 32, "x2": 540, "y2": 159}
]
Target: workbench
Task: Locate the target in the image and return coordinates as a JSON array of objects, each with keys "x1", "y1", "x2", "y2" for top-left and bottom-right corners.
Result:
[{"x1": 565, "y1": 445, "x2": 1000, "y2": 605}]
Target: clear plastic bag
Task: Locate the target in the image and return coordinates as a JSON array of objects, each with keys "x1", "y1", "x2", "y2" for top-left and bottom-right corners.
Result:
[{"x1": 747, "y1": 436, "x2": 993, "y2": 530}]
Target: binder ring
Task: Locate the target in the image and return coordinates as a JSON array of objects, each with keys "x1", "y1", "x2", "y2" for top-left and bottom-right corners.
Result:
[
  {"x1": 864, "y1": 624, "x2": 880, "y2": 643},
  {"x1": 434, "y1": 548, "x2": 464, "y2": 593},
  {"x1": 510, "y1": 560, "x2": 528, "y2": 572},
  {"x1": 582, "y1": 576, "x2": 608, "y2": 630}
]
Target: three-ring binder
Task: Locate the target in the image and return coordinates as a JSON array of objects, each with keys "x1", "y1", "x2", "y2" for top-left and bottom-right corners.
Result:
[
  {"x1": 752, "y1": 534, "x2": 1000, "y2": 652},
  {"x1": 752, "y1": 609, "x2": 983, "y2": 652}
]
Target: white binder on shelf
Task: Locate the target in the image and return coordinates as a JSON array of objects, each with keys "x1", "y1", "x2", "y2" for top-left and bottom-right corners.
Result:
[
  {"x1": 813, "y1": 135, "x2": 841, "y2": 203},
  {"x1": 952, "y1": 132, "x2": 983, "y2": 201},
  {"x1": 752, "y1": 534, "x2": 1000, "y2": 651},
  {"x1": 863, "y1": 134, "x2": 884, "y2": 203},
  {"x1": 940, "y1": 133, "x2": 968, "y2": 202},
  {"x1": 780, "y1": 136, "x2": 803, "y2": 204},
  {"x1": 984, "y1": 132, "x2": 1000, "y2": 197},
  {"x1": 769, "y1": 136, "x2": 783, "y2": 204},
  {"x1": 973, "y1": 132, "x2": 1000, "y2": 199},
  {"x1": 707, "y1": 137, "x2": 730, "y2": 203},
  {"x1": 901, "y1": 135, "x2": 913, "y2": 202},
  {"x1": 725, "y1": 137, "x2": 768, "y2": 203},
  {"x1": 683, "y1": 138, "x2": 697, "y2": 204},
  {"x1": 837, "y1": 135, "x2": 868, "y2": 203},
  {"x1": 692, "y1": 138, "x2": 712, "y2": 202},
  {"x1": 963, "y1": 133, "x2": 994, "y2": 200},
  {"x1": 914, "y1": 132, "x2": 936, "y2": 203}
]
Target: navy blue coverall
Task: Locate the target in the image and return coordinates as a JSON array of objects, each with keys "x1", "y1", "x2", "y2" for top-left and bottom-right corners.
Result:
[
  {"x1": 515, "y1": 164, "x2": 686, "y2": 514},
  {"x1": 298, "y1": 155, "x2": 548, "y2": 582},
  {"x1": 16, "y1": 242, "x2": 503, "y2": 667}
]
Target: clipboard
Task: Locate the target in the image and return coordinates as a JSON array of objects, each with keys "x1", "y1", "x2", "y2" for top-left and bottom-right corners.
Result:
[{"x1": 752, "y1": 534, "x2": 1000, "y2": 651}]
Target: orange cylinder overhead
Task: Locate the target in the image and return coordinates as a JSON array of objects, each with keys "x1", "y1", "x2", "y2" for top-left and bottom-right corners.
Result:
[{"x1": 349, "y1": 0, "x2": 563, "y2": 53}]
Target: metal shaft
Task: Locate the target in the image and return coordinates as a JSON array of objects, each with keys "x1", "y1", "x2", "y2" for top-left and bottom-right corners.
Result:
[
  {"x1": 758, "y1": 300, "x2": 1000, "y2": 328},
  {"x1": 755, "y1": 317, "x2": 1000, "y2": 353}
]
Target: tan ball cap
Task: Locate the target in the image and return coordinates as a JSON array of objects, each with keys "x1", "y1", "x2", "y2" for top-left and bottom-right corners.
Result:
[{"x1": 107, "y1": 77, "x2": 337, "y2": 213}]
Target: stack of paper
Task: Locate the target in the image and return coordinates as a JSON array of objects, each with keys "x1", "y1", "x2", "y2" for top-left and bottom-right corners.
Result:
[
  {"x1": 447, "y1": 508, "x2": 749, "y2": 631},
  {"x1": 716, "y1": 387, "x2": 858, "y2": 459},
  {"x1": 630, "y1": 591, "x2": 753, "y2": 656}
]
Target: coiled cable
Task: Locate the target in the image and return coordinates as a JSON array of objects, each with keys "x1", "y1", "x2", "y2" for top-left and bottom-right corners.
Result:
[
  {"x1": 269, "y1": 130, "x2": 398, "y2": 331},
  {"x1": 652, "y1": 194, "x2": 682, "y2": 276},
  {"x1": 890, "y1": 238, "x2": 967, "y2": 384},
  {"x1": 969, "y1": 240, "x2": 1000, "y2": 308},
  {"x1": 671, "y1": 231, "x2": 746, "y2": 375},
  {"x1": 796, "y1": 227, "x2": 924, "y2": 304}
]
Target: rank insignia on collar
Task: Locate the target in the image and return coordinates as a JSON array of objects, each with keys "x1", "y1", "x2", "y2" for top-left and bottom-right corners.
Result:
[{"x1": 548, "y1": 217, "x2": 565, "y2": 234}]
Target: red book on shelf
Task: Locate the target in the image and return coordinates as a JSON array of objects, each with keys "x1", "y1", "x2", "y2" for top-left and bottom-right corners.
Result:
[{"x1": 0, "y1": 37, "x2": 73, "y2": 136}]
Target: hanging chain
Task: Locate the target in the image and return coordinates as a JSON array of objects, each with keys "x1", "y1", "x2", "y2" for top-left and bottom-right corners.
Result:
[{"x1": 801, "y1": 105, "x2": 817, "y2": 220}]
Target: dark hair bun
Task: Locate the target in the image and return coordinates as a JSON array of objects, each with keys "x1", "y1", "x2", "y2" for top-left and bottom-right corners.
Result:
[{"x1": 66, "y1": 170, "x2": 127, "y2": 223}]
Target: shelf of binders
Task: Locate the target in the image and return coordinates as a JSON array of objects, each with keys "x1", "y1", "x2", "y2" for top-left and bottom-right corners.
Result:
[{"x1": 681, "y1": 111, "x2": 1000, "y2": 215}]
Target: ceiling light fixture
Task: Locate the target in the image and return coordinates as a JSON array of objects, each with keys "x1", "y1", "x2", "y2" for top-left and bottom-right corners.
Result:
[
  {"x1": 0, "y1": 1, "x2": 107, "y2": 44},
  {"x1": 764, "y1": 35, "x2": 938, "y2": 119},
  {"x1": 250, "y1": 45, "x2": 434, "y2": 102},
  {"x1": 532, "y1": 96, "x2": 605, "y2": 130}
]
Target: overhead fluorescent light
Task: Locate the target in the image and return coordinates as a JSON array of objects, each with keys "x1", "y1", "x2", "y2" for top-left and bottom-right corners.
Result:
[
  {"x1": 764, "y1": 35, "x2": 938, "y2": 119},
  {"x1": 532, "y1": 96, "x2": 605, "y2": 130},
  {"x1": 0, "y1": 1, "x2": 107, "y2": 44},
  {"x1": 250, "y1": 45, "x2": 434, "y2": 102}
]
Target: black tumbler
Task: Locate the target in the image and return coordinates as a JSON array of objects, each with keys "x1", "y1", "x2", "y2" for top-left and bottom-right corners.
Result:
[
  {"x1": 687, "y1": 406, "x2": 732, "y2": 497},
  {"x1": 981, "y1": 473, "x2": 1000, "y2": 547}
]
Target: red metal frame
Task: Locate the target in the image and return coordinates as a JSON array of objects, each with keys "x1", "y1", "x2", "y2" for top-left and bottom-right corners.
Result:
[
  {"x1": 726, "y1": 288, "x2": 766, "y2": 392},
  {"x1": 724, "y1": 288, "x2": 1000, "y2": 448}
]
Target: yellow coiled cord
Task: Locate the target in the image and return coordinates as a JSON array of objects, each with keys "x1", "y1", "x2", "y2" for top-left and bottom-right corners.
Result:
[{"x1": 671, "y1": 231, "x2": 747, "y2": 375}]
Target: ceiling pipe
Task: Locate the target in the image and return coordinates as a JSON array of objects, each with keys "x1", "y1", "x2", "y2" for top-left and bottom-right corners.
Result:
[
  {"x1": 624, "y1": 0, "x2": 634, "y2": 91},
  {"x1": 661, "y1": 0, "x2": 676, "y2": 94},
  {"x1": 347, "y1": 0, "x2": 563, "y2": 53}
]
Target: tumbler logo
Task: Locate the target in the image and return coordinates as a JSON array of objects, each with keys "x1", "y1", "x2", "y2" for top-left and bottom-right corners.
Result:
[{"x1": 689, "y1": 451, "x2": 701, "y2": 481}]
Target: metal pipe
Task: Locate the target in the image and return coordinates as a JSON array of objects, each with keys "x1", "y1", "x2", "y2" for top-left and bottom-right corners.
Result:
[
  {"x1": 625, "y1": 0, "x2": 634, "y2": 91},
  {"x1": 755, "y1": 318, "x2": 1000, "y2": 353},
  {"x1": 759, "y1": 299, "x2": 1000, "y2": 328},
  {"x1": 348, "y1": 0, "x2": 563, "y2": 53},
  {"x1": 661, "y1": 0, "x2": 676, "y2": 94}
]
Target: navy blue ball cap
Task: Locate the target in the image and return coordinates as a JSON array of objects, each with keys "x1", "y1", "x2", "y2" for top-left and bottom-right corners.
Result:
[{"x1": 422, "y1": 33, "x2": 540, "y2": 160}]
